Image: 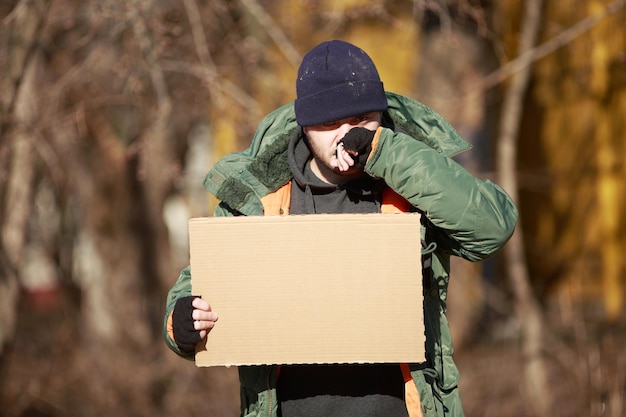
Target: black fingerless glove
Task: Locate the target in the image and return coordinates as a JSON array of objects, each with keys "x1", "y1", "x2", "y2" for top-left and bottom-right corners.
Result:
[
  {"x1": 340, "y1": 127, "x2": 376, "y2": 169},
  {"x1": 172, "y1": 295, "x2": 201, "y2": 355}
]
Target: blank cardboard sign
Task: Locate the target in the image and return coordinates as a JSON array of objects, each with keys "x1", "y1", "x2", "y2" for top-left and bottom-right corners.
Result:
[{"x1": 189, "y1": 213, "x2": 425, "y2": 367}]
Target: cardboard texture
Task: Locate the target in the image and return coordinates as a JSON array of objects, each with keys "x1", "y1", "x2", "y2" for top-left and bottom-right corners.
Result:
[{"x1": 190, "y1": 213, "x2": 425, "y2": 367}]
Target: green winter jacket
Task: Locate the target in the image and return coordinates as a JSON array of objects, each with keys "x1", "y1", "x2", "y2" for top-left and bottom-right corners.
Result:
[{"x1": 163, "y1": 92, "x2": 518, "y2": 417}]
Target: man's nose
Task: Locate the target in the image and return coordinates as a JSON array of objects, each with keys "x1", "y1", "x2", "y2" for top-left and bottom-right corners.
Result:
[{"x1": 336, "y1": 122, "x2": 353, "y2": 139}]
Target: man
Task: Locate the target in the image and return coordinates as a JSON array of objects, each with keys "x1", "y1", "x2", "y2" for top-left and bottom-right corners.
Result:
[{"x1": 163, "y1": 40, "x2": 518, "y2": 417}]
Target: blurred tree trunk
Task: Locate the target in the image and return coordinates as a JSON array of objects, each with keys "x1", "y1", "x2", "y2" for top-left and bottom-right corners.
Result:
[
  {"x1": 127, "y1": 0, "x2": 176, "y2": 325},
  {"x1": 496, "y1": 0, "x2": 550, "y2": 415},
  {"x1": 1, "y1": 65, "x2": 37, "y2": 348},
  {"x1": 0, "y1": 0, "x2": 52, "y2": 355},
  {"x1": 0, "y1": 0, "x2": 51, "y2": 135}
]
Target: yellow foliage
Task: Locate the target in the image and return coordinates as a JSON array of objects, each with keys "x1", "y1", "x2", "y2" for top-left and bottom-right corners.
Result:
[
  {"x1": 528, "y1": 0, "x2": 626, "y2": 319},
  {"x1": 346, "y1": 23, "x2": 420, "y2": 95},
  {"x1": 250, "y1": 0, "x2": 421, "y2": 108},
  {"x1": 320, "y1": 0, "x2": 386, "y2": 11}
]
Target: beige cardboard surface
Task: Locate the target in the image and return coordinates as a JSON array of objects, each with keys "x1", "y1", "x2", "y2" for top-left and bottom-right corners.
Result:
[{"x1": 190, "y1": 213, "x2": 424, "y2": 367}]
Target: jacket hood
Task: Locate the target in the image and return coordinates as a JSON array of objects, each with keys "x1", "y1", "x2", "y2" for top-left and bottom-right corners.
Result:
[{"x1": 203, "y1": 92, "x2": 470, "y2": 215}]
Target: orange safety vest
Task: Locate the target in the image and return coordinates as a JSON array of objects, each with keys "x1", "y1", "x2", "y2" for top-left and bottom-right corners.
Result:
[{"x1": 260, "y1": 181, "x2": 423, "y2": 417}]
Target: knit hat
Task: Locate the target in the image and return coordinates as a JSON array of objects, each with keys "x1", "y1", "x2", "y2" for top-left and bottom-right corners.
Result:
[{"x1": 294, "y1": 40, "x2": 388, "y2": 126}]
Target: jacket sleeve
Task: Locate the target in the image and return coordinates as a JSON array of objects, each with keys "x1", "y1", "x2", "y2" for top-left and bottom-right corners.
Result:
[
  {"x1": 163, "y1": 265, "x2": 194, "y2": 359},
  {"x1": 366, "y1": 127, "x2": 518, "y2": 262},
  {"x1": 162, "y1": 203, "x2": 234, "y2": 359}
]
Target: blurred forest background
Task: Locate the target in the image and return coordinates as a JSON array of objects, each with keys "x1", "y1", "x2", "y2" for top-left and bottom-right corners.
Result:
[{"x1": 1, "y1": 0, "x2": 625, "y2": 416}]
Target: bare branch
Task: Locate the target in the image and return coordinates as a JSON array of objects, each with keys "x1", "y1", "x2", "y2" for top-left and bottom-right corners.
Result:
[
  {"x1": 174, "y1": 0, "x2": 263, "y2": 115},
  {"x1": 239, "y1": 0, "x2": 301, "y2": 68},
  {"x1": 182, "y1": 0, "x2": 219, "y2": 100},
  {"x1": 479, "y1": 0, "x2": 626, "y2": 92},
  {"x1": 2, "y1": 0, "x2": 27, "y2": 25},
  {"x1": 127, "y1": 0, "x2": 170, "y2": 107},
  {"x1": 159, "y1": 58, "x2": 262, "y2": 117}
]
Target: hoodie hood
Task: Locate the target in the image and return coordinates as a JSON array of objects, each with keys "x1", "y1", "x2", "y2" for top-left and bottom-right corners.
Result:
[
  {"x1": 287, "y1": 129, "x2": 383, "y2": 214},
  {"x1": 288, "y1": 128, "x2": 335, "y2": 192}
]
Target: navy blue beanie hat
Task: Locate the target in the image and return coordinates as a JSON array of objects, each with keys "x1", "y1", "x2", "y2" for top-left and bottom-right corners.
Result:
[{"x1": 294, "y1": 40, "x2": 388, "y2": 126}]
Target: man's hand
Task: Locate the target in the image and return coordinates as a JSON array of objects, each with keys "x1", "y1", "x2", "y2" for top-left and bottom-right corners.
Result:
[
  {"x1": 172, "y1": 296, "x2": 218, "y2": 355},
  {"x1": 338, "y1": 127, "x2": 376, "y2": 171}
]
